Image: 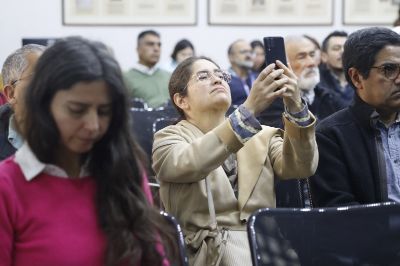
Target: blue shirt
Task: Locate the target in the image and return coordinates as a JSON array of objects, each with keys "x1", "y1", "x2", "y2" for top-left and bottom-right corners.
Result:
[
  {"x1": 376, "y1": 114, "x2": 400, "y2": 203},
  {"x1": 228, "y1": 68, "x2": 257, "y2": 106}
]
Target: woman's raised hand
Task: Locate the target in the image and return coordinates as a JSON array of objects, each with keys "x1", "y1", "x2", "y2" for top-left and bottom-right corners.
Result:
[{"x1": 242, "y1": 62, "x2": 286, "y2": 116}]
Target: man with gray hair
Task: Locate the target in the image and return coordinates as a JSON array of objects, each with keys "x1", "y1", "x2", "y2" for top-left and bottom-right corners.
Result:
[
  {"x1": 259, "y1": 35, "x2": 343, "y2": 129},
  {"x1": 0, "y1": 44, "x2": 45, "y2": 160}
]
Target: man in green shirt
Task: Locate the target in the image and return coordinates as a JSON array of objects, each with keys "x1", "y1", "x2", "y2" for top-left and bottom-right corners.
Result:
[{"x1": 124, "y1": 30, "x2": 171, "y2": 108}]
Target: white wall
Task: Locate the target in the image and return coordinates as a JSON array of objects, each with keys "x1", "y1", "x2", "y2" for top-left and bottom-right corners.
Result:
[{"x1": 0, "y1": 0, "x2": 394, "y2": 71}]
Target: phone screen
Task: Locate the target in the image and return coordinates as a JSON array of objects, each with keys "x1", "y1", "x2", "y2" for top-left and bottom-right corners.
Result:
[{"x1": 263, "y1": 37, "x2": 288, "y2": 68}]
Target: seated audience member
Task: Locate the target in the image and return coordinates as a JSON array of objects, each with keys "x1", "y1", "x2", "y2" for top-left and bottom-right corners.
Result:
[
  {"x1": 0, "y1": 37, "x2": 176, "y2": 265},
  {"x1": 250, "y1": 40, "x2": 266, "y2": 74},
  {"x1": 163, "y1": 39, "x2": 195, "y2": 73},
  {"x1": 319, "y1": 31, "x2": 354, "y2": 107},
  {"x1": 124, "y1": 30, "x2": 171, "y2": 108},
  {"x1": 303, "y1": 34, "x2": 322, "y2": 66},
  {"x1": 152, "y1": 56, "x2": 318, "y2": 265},
  {"x1": 310, "y1": 27, "x2": 400, "y2": 207},
  {"x1": 0, "y1": 75, "x2": 6, "y2": 106},
  {"x1": 0, "y1": 44, "x2": 45, "y2": 161},
  {"x1": 259, "y1": 35, "x2": 344, "y2": 129},
  {"x1": 227, "y1": 39, "x2": 258, "y2": 106}
]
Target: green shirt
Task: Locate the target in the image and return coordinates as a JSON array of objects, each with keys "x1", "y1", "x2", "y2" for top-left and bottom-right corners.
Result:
[{"x1": 124, "y1": 68, "x2": 171, "y2": 108}]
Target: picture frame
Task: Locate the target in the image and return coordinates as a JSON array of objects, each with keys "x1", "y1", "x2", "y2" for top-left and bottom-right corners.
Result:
[
  {"x1": 343, "y1": 0, "x2": 398, "y2": 25},
  {"x1": 208, "y1": 0, "x2": 333, "y2": 26},
  {"x1": 62, "y1": 0, "x2": 197, "y2": 26}
]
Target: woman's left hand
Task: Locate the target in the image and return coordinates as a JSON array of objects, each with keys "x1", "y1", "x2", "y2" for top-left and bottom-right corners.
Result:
[{"x1": 276, "y1": 60, "x2": 303, "y2": 113}]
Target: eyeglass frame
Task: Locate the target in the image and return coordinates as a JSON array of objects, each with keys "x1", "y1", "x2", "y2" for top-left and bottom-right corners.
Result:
[
  {"x1": 370, "y1": 63, "x2": 400, "y2": 81},
  {"x1": 10, "y1": 73, "x2": 34, "y2": 87},
  {"x1": 182, "y1": 69, "x2": 232, "y2": 93}
]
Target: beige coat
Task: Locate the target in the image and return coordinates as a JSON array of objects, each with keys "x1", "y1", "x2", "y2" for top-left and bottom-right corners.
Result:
[{"x1": 152, "y1": 115, "x2": 318, "y2": 265}]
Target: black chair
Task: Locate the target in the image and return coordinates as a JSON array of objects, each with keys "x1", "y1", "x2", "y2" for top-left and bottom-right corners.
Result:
[
  {"x1": 130, "y1": 106, "x2": 179, "y2": 170},
  {"x1": 160, "y1": 211, "x2": 189, "y2": 266},
  {"x1": 152, "y1": 117, "x2": 177, "y2": 134},
  {"x1": 130, "y1": 97, "x2": 149, "y2": 109},
  {"x1": 247, "y1": 202, "x2": 400, "y2": 266}
]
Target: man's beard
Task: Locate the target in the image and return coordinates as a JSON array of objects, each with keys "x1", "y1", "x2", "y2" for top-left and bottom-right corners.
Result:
[{"x1": 298, "y1": 67, "x2": 320, "y2": 91}]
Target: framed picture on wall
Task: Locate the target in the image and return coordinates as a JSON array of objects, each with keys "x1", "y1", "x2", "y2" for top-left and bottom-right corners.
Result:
[
  {"x1": 63, "y1": 0, "x2": 197, "y2": 26},
  {"x1": 343, "y1": 0, "x2": 398, "y2": 25},
  {"x1": 208, "y1": 0, "x2": 333, "y2": 25}
]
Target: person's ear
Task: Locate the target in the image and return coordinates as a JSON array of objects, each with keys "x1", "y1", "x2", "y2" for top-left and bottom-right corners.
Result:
[
  {"x1": 3, "y1": 84, "x2": 16, "y2": 104},
  {"x1": 348, "y1": 67, "x2": 364, "y2": 91},
  {"x1": 173, "y1": 92, "x2": 188, "y2": 111}
]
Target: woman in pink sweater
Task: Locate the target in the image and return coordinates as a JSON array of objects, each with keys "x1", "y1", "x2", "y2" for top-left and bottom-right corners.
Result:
[{"x1": 0, "y1": 37, "x2": 176, "y2": 266}]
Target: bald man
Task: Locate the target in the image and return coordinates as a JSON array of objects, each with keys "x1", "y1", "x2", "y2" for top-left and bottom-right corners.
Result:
[{"x1": 227, "y1": 39, "x2": 258, "y2": 106}]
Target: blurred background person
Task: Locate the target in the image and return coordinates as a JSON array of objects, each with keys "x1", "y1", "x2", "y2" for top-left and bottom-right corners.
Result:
[
  {"x1": 303, "y1": 34, "x2": 322, "y2": 66},
  {"x1": 250, "y1": 40, "x2": 265, "y2": 75},
  {"x1": 227, "y1": 39, "x2": 258, "y2": 106},
  {"x1": 319, "y1": 30, "x2": 354, "y2": 107},
  {"x1": 0, "y1": 44, "x2": 45, "y2": 161},
  {"x1": 124, "y1": 30, "x2": 171, "y2": 108},
  {"x1": 163, "y1": 38, "x2": 195, "y2": 73}
]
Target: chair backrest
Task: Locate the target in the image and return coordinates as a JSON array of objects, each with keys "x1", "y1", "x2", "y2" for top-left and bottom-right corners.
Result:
[
  {"x1": 130, "y1": 106, "x2": 179, "y2": 171},
  {"x1": 247, "y1": 202, "x2": 400, "y2": 266},
  {"x1": 152, "y1": 117, "x2": 177, "y2": 135},
  {"x1": 160, "y1": 211, "x2": 189, "y2": 266},
  {"x1": 130, "y1": 97, "x2": 149, "y2": 110}
]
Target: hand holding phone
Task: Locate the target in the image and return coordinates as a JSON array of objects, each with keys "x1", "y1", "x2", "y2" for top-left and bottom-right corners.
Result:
[{"x1": 263, "y1": 37, "x2": 287, "y2": 68}]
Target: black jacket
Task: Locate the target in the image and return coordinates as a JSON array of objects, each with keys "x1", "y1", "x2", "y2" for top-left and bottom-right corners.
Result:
[
  {"x1": 309, "y1": 95, "x2": 388, "y2": 207},
  {"x1": 0, "y1": 104, "x2": 17, "y2": 161},
  {"x1": 318, "y1": 64, "x2": 354, "y2": 107}
]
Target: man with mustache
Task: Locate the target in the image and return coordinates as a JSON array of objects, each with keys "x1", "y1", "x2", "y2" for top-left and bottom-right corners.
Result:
[
  {"x1": 319, "y1": 31, "x2": 354, "y2": 107},
  {"x1": 258, "y1": 35, "x2": 343, "y2": 129},
  {"x1": 227, "y1": 39, "x2": 258, "y2": 106},
  {"x1": 310, "y1": 27, "x2": 400, "y2": 206}
]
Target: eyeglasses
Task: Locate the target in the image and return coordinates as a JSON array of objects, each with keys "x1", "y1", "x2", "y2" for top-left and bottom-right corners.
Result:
[
  {"x1": 370, "y1": 63, "x2": 400, "y2": 81},
  {"x1": 192, "y1": 70, "x2": 232, "y2": 83},
  {"x1": 10, "y1": 73, "x2": 34, "y2": 87}
]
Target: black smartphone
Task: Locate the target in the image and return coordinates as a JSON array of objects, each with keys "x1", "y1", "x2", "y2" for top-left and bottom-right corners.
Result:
[{"x1": 263, "y1": 36, "x2": 287, "y2": 68}]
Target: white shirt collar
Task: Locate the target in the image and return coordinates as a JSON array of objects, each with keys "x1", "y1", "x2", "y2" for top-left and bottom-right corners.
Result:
[
  {"x1": 301, "y1": 89, "x2": 315, "y2": 105},
  {"x1": 132, "y1": 62, "x2": 159, "y2": 75},
  {"x1": 14, "y1": 142, "x2": 89, "y2": 181},
  {"x1": 8, "y1": 114, "x2": 23, "y2": 149}
]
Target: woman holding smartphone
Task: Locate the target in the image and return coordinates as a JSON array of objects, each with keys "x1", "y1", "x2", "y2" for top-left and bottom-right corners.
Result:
[{"x1": 152, "y1": 56, "x2": 318, "y2": 266}]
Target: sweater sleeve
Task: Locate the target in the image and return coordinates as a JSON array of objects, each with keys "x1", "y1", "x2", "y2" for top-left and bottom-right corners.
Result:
[{"x1": 0, "y1": 175, "x2": 15, "y2": 266}]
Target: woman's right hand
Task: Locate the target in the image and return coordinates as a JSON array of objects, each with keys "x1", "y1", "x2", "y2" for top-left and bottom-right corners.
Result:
[{"x1": 242, "y1": 63, "x2": 288, "y2": 116}]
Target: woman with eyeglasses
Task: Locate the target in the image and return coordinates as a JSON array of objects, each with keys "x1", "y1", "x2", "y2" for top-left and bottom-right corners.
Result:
[
  {"x1": 152, "y1": 56, "x2": 318, "y2": 266},
  {"x1": 0, "y1": 37, "x2": 177, "y2": 266}
]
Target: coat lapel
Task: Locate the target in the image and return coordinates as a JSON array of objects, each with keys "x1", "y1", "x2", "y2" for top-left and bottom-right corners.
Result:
[{"x1": 237, "y1": 130, "x2": 271, "y2": 211}]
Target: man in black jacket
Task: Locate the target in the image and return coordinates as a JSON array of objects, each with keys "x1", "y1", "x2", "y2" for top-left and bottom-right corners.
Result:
[
  {"x1": 310, "y1": 27, "x2": 400, "y2": 206},
  {"x1": 319, "y1": 30, "x2": 354, "y2": 107},
  {"x1": 0, "y1": 44, "x2": 45, "y2": 161}
]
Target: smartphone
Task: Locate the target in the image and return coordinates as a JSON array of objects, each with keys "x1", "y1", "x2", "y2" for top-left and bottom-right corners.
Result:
[{"x1": 263, "y1": 37, "x2": 287, "y2": 68}]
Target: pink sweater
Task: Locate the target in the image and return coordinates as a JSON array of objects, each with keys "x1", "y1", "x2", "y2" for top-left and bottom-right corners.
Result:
[{"x1": 0, "y1": 157, "x2": 164, "y2": 266}]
